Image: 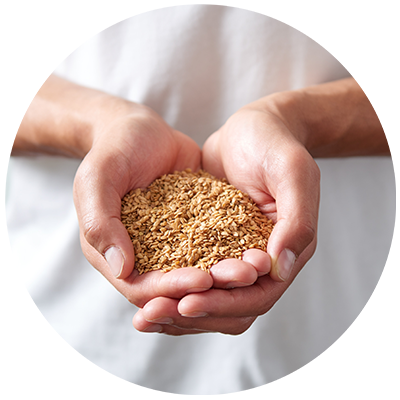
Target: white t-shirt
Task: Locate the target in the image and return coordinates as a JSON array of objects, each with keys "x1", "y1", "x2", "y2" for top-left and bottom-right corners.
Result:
[{"x1": 6, "y1": 5, "x2": 395, "y2": 395}]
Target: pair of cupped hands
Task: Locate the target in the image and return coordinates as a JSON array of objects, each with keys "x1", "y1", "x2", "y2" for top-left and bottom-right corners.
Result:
[{"x1": 73, "y1": 95, "x2": 320, "y2": 335}]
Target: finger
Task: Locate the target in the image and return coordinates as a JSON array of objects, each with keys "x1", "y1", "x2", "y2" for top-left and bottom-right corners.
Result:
[
  {"x1": 73, "y1": 153, "x2": 136, "y2": 280},
  {"x1": 158, "y1": 317, "x2": 255, "y2": 336},
  {"x1": 155, "y1": 326, "x2": 210, "y2": 335},
  {"x1": 132, "y1": 309, "x2": 163, "y2": 333},
  {"x1": 135, "y1": 297, "x2": 255, "y2": 335},
  {"x1": 142, "y1": 297, "x2": 181, "y2": 324},
  {"x1": 133, "y1": 303, "x2": 208, "y2": 334},
  {"x1": 202, "y1": 131, "x2": 226, "y2": 179},
  {"x1": 210, "y1": 258, "x2": 258, "y2": 289},
  {"x1": 79, "y1": 224, "x2": 213, "y2": 308},
  {"x1": 125, "y1": 267, "x2": 213, "y2": 307},
  {"x1": 265, "y1": 146, "x2": 320, "y2": 282},
  {"x1": 208, "y1": 249, "x2": 270, "y2": 290},
  {"x1": 242, "y1": 249, "x2": 271, "y2": 276},
  {"x1": 134, "y1": 312, "x2": 208, "y2": 335},
  {"x1": 92, "y1": 266, "x2": 213, "y2": 308},
  {"x1": 177, "y1": 275, "x2": 289, "y2": 318}
]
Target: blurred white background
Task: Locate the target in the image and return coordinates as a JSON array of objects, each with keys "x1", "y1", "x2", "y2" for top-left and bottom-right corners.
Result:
[{"x1": 5, "y1": 4, "x2": 396, "y2": 394}]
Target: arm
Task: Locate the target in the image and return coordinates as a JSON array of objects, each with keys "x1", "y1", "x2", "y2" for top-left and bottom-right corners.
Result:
[
  {"x1": 14, "y1": 74, "x2": 105, "y2": 157},
  {"x1": 14, "y1": 74, "x2": 213, "y2": 308},
  {"x1": 266, "y1": 77, "x2": 389, "y2": 157},
  {"x1": 133, "y1": 4, "x2": 396, "y2": 335},
  {"x1": 4, "y1": 4, "x2": 98, "y2": 158},
  {"x1": 296, "y1": 4, "x2": 396, "y2": 157},
  {"x1": 133, "y1": 77, "x2": 390, "y2": 335},
  {"x1": 202, "y1": 77, "x2": 388, "y2": 188},
  {"x1": 5, "y1": 71, "x2": 212, "y2": 306}
]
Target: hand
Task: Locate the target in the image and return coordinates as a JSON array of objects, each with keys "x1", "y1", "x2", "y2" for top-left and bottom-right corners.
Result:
[
  {"x1": 202, "y1": 99, "x2": 320, "y2": 281},
  {"x1": 54, "y1": 82, "x2": 214, "y2": 307},
  {"x1": 132, "y1": 92, "x2": 320, "y2": 334}
]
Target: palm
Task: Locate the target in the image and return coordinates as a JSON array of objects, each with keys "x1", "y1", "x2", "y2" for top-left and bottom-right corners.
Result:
[
  {"x1": 74, "y1": 108, "x2": 207, "y2": 308},
  {"x1": 89, "y1": 114, "x2": 201, "y2": 197},
  {"x1": 202, "y1": 106, "x2": 319, "y2": 281},
  {"x1": 202, "y1": 108, "x2": 294, "y2": 223}
]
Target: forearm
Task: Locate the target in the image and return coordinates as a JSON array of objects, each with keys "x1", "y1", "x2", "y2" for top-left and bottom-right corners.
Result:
[
  {"x1": 13, "y1": 75, "x2": 134, "y2": 158},
  {"x1": 250, "y1": 77, "x2": 390, "y2": 158}
]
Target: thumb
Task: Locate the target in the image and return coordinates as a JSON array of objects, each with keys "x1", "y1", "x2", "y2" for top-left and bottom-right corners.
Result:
[
  {"x1": 73, "y1": 160, "x2": 135, "y2": 280},
  {"x1": 267, "y1": 152, "x2": 320, "y2": 282},
  {"x1": 202, "y1": 130, "x2": 226, "y2": 178}
]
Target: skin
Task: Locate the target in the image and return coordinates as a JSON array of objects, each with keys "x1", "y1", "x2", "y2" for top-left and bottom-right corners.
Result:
[
  {"x1": 134, "y1": 79, "x2": 390, "y2": 335},
  {"x1": 13, "y1": 75, "x2": 389, "y2": 335}
]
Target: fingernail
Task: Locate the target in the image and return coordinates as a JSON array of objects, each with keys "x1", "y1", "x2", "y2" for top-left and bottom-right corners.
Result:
[
  {"x1": 104, "y1": 246, "x2": 124, "y2": 278},
  {"x1": 276, "y1": 249, "x2": 296, "y2": 281},
  {"x1": 143, "y1": 324, "x2": 163, "y2": 333},
  {"x1": 180, "y1": 311, "x2": 208, "y2": 318},
  {"x1": 186, "y1": 287, "x2": 210, "y2": 294},
  {"x1": 147, "y1": 317, "x2": 173, "y2": 324},
  {"x1": 226, "y1": 281, "x2": 249, "y2": 289}
]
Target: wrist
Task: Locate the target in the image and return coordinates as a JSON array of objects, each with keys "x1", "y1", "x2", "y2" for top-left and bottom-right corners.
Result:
[
  {"x1": 249, "y1": 78, "x2": 388, "y2": 158},
  {"x1": 89, "y1": 96, "x2": 153, "y2": 148},
  {"x1": 55, "y1": 79, "x2": 147, "y2": 157},
  {"x1": 275, "y1": 79, "x2": 357, "y2": 156},
  {"x1": 240, "y1": 90, "x2": 311, "y2": 154},
  {"x1": 13, "y1": 75, "x2": 149, "y2": 159},
  {"x1": 14, "y1": 105, "x2": 90, "y2": 159},
  {"x1": 14, "y1": 76, "x2": 97, "y2": 158}
]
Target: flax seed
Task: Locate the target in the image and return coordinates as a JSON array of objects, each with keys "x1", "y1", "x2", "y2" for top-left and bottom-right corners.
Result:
[{"x1": 121, "y1": 169, "x2": 274, "y2": 274}]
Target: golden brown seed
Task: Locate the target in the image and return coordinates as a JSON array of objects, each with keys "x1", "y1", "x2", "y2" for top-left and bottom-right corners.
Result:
[{"x1": 121, "y1": 169, "x2": 274, "y2": 274}]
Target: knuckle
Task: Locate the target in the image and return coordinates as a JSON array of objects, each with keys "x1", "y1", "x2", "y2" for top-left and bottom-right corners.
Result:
[
  {"x1": 227, "y1": 328, "x2": 247, "y2": 336},
  {"x1": 126, "y1": 293, "x2": 140, "y2": 307},
  {"x1": 292, "y1": 147, "x2": 321, "y2": 182},
  {"x1": 311, "y1": 161, "x2": 321, "y2": 181},
  {"x1": 74, "y1": 159, "x2": 95, "y2": 191},
  {"x1": 297, "y1": 221, "x2": 316, "y2": 247},
  {"x1": 225, "y1": 317, "x2": 255, "y2": 336},
  {"x1": 81, "y1": 216, "x2": 103, "y2": 250}
]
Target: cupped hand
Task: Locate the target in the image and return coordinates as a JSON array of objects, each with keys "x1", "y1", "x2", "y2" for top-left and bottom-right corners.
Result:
[
  {"x1": 203, "y1": 100, "x2": 320, "y2": 281},
  {"x1": 133, "y1": 94, "x2": 320, "y2": 334},
  {"x1": 73, "y1": 101, "x2": 213, "y2": 307}
]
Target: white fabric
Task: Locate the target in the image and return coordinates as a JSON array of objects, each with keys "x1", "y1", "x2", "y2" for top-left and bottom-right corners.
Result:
[{"x1": 6, "y1": 5, "x2": 395, "y2": 395}]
